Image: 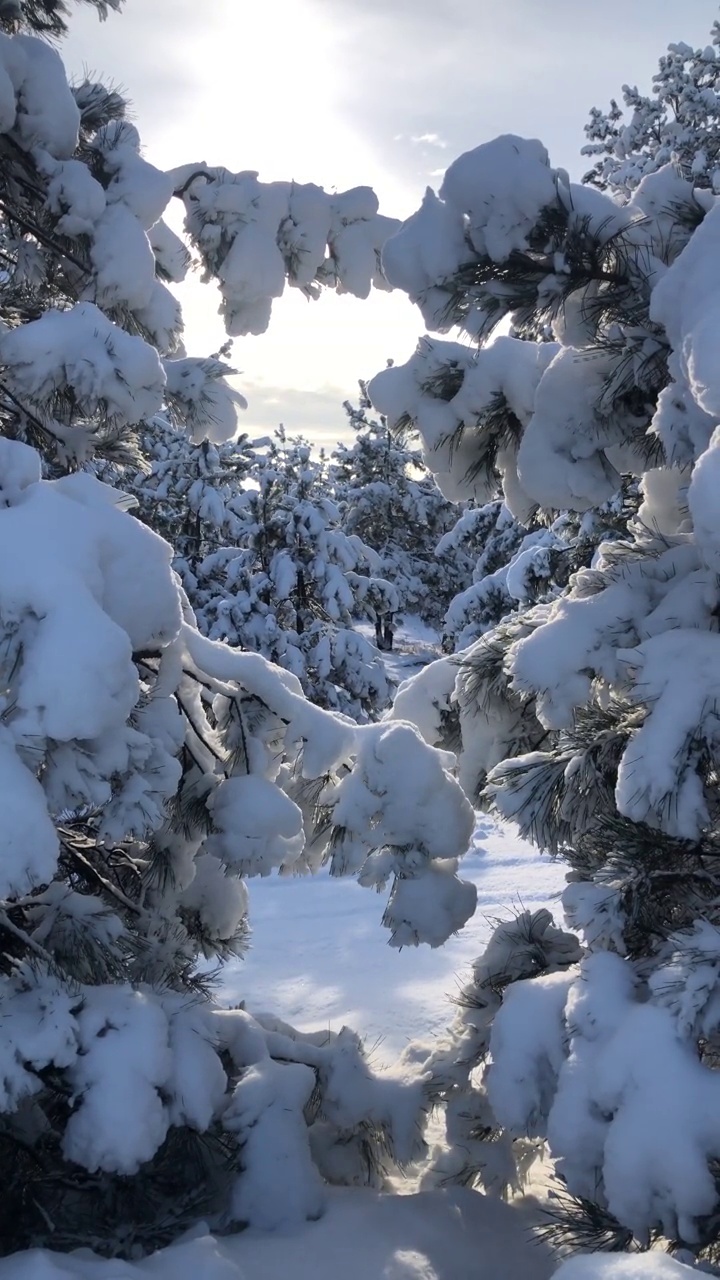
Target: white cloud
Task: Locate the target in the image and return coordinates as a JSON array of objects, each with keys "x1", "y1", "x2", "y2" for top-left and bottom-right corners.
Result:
[
  {"x1": 239, "y1": 383, "x2": 356, "y2": 453},
  {"x1": 410, "y1": 132, "x2": 448, "y2": 148}
]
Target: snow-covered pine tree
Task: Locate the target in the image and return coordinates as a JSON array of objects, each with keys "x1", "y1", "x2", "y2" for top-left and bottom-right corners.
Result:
[
  {"x1": 437, "y1": 501, "x2": 529, "y2": 651},
  {"x1": 0, "y1": 1, "x2": 478, "y2": 1256},
  {"x1": 103, "y1": 419, "x2": 395, "y2": 719},
  {"x1": 368, "y1": 67, "x2": 720, "y2": 1261},
  {"x1": 437, "y1": 480, "x2": 640, "y2": 654},
  {"x1": 96, "y1": 410, "x2": 261, "y2": 578},
  {"x1": 329, "y1": 391, "x2": 473, "y2": 628},
  {"x1": 189, "y1": 427, "x2": 396, "y2": 720},
  {"x1": 583, "y1": 20, "x2": 720, "y2": 197}
]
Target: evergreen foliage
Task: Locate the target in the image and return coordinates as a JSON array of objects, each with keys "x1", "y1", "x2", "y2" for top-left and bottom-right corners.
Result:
[
  {"x1": 10, "y1": 0, "x2": 720, "y2": 1266},
  {"x1": 0, "y1": 2, "x2": 478, "y2": 1257},
  {"x1": 99, "y1": 419, "x2": 396, "y2": 720},
  {"x1": 0, "y1": 0, "x2": 120, "y2": 38},
  {"x1": 98, "y1": 413, "x2": 260, "y2": 571},
  {"x1": 329, "y1": 391, "x2": 473, "y2": 627},
  {"x1": 369, "y1": 20, "x2": 720, "y2": 1264},
  {"x1": 583, "y1": 24, "x2": 720, "y2": 196},
  {"x1": 187, "y1": 427, "x2": 397, "y2": 720}
]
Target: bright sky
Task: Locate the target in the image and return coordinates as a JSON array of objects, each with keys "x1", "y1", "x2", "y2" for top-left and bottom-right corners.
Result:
[{"x1": 63, "y1": 0, "x2": 715, "y2": 449}]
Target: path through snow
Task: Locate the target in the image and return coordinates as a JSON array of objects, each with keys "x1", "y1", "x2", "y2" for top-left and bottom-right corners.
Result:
[
  {"x1": 224, "y1": 815, "x2": 566, "y2": 1062},
  {"x1": 225, "y1": 617, "x2": 566, "y2": 1059}
]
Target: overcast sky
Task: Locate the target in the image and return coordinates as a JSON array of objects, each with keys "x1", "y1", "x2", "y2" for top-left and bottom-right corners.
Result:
[{"x1": 63, "y1": 0, "x2": 716, "y2": 448}]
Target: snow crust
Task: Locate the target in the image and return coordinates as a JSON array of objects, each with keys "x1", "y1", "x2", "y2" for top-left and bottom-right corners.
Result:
[
  {"x1": 487, "y1": 942, "x2": 720, "y2": 1243},
  {"x1": 228, "y1": 815, "x2": 564, "y2": 1059},
  {"x1": 651, "y1": 200, "x2": 720, "y2": 423},
  {"x1": 12, "y1": 35, "x2": 80, "y2": 156}
]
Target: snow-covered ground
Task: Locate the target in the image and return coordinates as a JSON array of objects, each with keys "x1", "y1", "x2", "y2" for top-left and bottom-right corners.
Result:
[
  {"x1": 4, "y1": 820, "x2": 565, "y2": 1280},
  {"x1": 0, "y1": 818, "x2": 567, "y2": 1280},
  {"x1": 357, "y1": 612, "x2": 442, "y2": 688},
  {"x1": 3, "y1": 1188, "x2": 557, "y2": 1280},
  {"x1": 225, "y1": 815, "x2": 565, "y2": 1063}
]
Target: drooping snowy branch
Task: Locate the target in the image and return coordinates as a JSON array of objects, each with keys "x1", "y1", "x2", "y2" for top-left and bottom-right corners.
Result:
[{"x1": 171, "y1": 164, "x2": 400, "y2": 336}]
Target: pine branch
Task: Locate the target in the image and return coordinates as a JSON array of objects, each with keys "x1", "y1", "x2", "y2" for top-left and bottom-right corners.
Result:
[
  {"x1": 537, "y1": 1182, "x2": 637, "y2": 1254},
  {"x1": 58, "y1": 837, "x2": 141, "y2": 917}
]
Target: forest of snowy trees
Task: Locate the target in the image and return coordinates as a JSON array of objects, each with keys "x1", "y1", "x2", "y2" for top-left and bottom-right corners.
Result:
[{"x1": 3, "y1": 1, "x2": 720, "y2": 1277}]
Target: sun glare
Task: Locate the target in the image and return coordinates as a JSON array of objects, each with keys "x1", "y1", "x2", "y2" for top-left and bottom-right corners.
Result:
[{"x1": 63, "y1": 0, "x2": 426, "y2": 441}]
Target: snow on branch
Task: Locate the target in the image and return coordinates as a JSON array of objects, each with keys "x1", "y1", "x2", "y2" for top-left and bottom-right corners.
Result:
[{"x1": 171, "y1": 164, "x2": 401, "y2": 336}]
